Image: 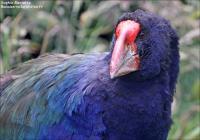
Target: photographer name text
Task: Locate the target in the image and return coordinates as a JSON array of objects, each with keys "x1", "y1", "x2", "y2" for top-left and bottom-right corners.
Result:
[{"x1": 1, "y1": 1, "x2": 43, "y2": 9}]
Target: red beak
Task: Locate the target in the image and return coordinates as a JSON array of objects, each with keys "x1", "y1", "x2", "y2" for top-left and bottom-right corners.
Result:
[{"x1": 110, "y1": 20, "x2": 140, "y2": 79}]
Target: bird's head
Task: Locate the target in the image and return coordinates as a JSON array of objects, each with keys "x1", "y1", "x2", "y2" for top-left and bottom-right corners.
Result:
[{"x1": 110, "y1": 9, "x2": 179, "y2": 79}]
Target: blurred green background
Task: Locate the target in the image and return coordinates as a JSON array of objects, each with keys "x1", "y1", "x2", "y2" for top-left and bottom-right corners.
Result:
[{"x1": 0, "y1": 0, "x2": 199, "y2": 139}]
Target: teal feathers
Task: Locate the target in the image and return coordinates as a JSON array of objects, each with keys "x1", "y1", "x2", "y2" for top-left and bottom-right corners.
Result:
[{"x1": 0, "y1": 53, "x2": 108, "y2": 139}]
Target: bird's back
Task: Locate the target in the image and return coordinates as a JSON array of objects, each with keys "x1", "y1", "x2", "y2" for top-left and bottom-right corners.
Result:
[{"x1": 0, "y1": 53, "x2": 109, "y2": 140}]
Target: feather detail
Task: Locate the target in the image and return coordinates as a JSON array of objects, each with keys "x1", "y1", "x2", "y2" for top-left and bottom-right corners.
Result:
[{"x1": 0, "y1": 53, "x2": 108, "y2": 139}]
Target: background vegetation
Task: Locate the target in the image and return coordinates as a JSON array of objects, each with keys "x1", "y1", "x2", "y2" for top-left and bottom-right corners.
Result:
[{"x1": 0, "y1": 0, "x2": 199, "y2": 139}]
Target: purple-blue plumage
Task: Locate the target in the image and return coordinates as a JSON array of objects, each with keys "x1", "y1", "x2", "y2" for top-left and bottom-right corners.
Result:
[{"x1": 0, "y1": 10, "x2": 179, "y2": 140}]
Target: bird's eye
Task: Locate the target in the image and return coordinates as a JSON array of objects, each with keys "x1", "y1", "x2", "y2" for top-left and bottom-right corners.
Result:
[
  {"x1": 139, "y1": 32, "x2": 145, "y2": 38},
  {"x1": 137, "y1": 27, "x2": 148, "y2": 40},
  {"x1": 139, "y1": 49, "x2": 144, "y2": 57}
]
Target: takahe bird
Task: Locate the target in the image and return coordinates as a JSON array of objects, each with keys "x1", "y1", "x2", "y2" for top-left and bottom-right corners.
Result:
[{"x1": 0, "y1": 10, "x2": 179, "y2": 140}]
